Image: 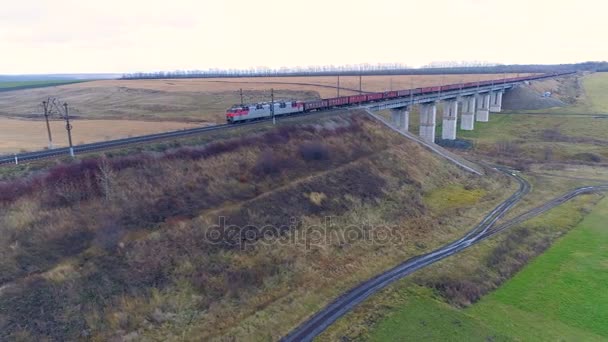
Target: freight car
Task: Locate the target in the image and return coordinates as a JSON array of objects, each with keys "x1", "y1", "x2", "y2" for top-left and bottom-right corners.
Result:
[{"x1": 327, "y1": 96, "x2": 350, "y2": 107}]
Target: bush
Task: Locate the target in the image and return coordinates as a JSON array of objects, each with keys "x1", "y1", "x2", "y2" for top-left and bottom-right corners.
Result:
[
  {"x1": 494, "y1": 140, "x2": 522, "y2": 155},
  {"x1": 253, "y1": 149, "x2": 284, "y2": 175},
  {"x1": 0, "y1": 179, "x2": 35, "y2": 202},
  {"x1": 436, "y1": 139, "x2": 473, "y2": 150},
  {"x1": 541, "y1": 129, "x2": 567, "y2": 141},
  {"x1": 93, "y1": 218, "x2": 125, "y2": 251},
  {"x1": 425, "y1": 276, "x2": 483, "y2": 307},
  {"x1": 299, "y1": 142, "x2": 330, "y2": 161},
  {"x1": 572, "y1": 152, "x2": 601, "y2": 163}
]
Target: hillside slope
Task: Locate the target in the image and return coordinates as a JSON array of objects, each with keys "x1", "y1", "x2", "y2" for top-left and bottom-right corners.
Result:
[{"x1": 0, "y1": 111, "x2": 513, "y2": 340}]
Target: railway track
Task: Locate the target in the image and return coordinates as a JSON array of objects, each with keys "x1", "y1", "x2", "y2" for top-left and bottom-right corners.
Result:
[
  {"x1": 281, "y1": 169, "x2": 608, "y2": 341},
  {"x1": 0, "y1": 108, "x2": 351, "y2": 166},
  {"x1": 0, "y1": 121, "x2": 253, "y2": 166}
]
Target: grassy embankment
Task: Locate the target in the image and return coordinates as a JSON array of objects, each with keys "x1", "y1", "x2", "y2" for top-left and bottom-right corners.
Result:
[{"x1": 0, "y1": 111, "x2": 515, "y2": 341}]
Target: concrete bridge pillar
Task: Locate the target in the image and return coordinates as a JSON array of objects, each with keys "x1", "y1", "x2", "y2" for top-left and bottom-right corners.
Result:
[
  {"x1": 476, "y1": 93, "x2": 490, "y2": 122},
  {"x1": 490, "y1": 91, "x2": 503, "y2": 112},
  {"x1": 441, "y1": 99, "x2": 458, "y2": 140},
  {"x1": 419, "y1": 102, "x2": 436, "y2": 143},
  {"x1": 390, "y1": 107, "x2": 409, "y2": 132},
  {"x1": 460, "y1": 95, "x2": 476, "y2": 130}
]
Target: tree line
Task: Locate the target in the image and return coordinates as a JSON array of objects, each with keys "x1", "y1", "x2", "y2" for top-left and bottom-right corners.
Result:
[{"x1": 121, "y1": 61, "x2": 608, "y2": 79}]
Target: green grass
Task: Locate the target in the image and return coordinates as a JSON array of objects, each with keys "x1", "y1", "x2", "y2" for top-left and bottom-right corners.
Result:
[
  {"x1": 423, "y1": 184, "x2": 487, "y2": 213},
  {"x1": 524, "y1": 72, "x2": 608, "y2": 115},
  {"x1": 371, "y1": 290, "x2": 603, "y2": 342},
  {"x1": 0, "y1": 80, "x2": 86, "y2": 92},
  {"x1": 469, "y1": 196, "x2": 608, "y2": 338},
  {"x1": 370, "y1": 287, "x2": 510, "y2": 342},
  {"x1": 363, "y1": 196, "x2": 608, "y2": 341},
  {"x1": 583, "y1": 72, "x2": 608, "y2": 113},
  {"x1": 456, "y1": 73, "x2": 608, "y2": 146},
  {"x1": 454, "y1": 111, "x2": 608, "y2": 164}
]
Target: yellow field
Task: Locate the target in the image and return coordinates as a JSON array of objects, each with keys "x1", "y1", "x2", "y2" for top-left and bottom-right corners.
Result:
[
  {"x1": 71, "y1": 73, "x2": 530, "y2": 97},
  {"x1": 0, "y1": 74, "x2": 529, "y2": 123},
  {"x1": 0, "y1": 117, "x2": 201, "y2": 154}
]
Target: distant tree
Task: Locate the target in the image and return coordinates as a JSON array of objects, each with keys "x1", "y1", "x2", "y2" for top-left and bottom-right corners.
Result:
[{"x1": 120, "y1": 61, "x2": 606, "y2": 80}]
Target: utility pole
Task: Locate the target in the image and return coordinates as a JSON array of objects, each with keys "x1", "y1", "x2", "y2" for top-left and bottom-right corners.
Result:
[
  {"x1": 239, "y1": 88, "x2": 244, "y2": 105},
  {"x1": 410, "y1": 80, "x2": 414, "y2": 109},
  {"x1": 63, "y1": 103, "x2": 75, "y2": 157},
  {"x1": 359, "y1": 74, "x2": 362, "y2": 94},
  {"x1": 271, "y1": 88, "x2": 275, "y2": 125},
  {"x1": 42, "y1": 99, "x2": 53, "y2": 149},
  {"x1": 337, "y1": 75, "x2": 340, "y2": 97}
]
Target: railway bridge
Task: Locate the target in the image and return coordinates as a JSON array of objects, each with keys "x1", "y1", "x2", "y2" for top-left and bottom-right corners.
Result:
[{"x1": 369, "y1": 82, "x2": 507, "y2": 143}]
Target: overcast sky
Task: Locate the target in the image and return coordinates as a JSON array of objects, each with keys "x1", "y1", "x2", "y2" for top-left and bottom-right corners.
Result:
[{"x1": 1, "y1": 0, "x2": 606, "y2": 74}]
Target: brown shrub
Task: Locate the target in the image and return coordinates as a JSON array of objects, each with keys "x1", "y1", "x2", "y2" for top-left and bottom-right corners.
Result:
[
  {"x1": 253, "y1": 149, "x2": 285, "y2": 176},
  {"x1": 572, "y1": 152, "x2": 602, "y2": 163},
  {"x1": 299, "y1": 142, "x2": 330, "y2": 161}
]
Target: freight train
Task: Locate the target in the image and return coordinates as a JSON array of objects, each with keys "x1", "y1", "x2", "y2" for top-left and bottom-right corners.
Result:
[{"x1": 225, "y1": 72, "x2": 574, "y2": 123}]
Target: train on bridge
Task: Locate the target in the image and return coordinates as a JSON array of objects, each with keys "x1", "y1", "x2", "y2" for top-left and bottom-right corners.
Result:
[{"x1": 226, "y1": 72, "x2": 574, "y2": 123}]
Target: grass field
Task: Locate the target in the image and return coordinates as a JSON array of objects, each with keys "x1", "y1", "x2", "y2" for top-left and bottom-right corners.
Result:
[
  {"x1": 370, "y1": 283, "x2": 604, "y2": 341},
  {"x1": 0, "y1": 80, "x2": 85, "y2": 92},
  {"x1": 523, "y1": 72, "x2": 608, "y2": 115},
  {"x1": 78, "y1": 74, "x2": 528, "y2": 96},
  {"x1": 467, "y1": 196, "x2": 608, "y2": 338},
  {"x1": 583, "y1": 72, "x2": 608, "y2": 113},
  {"x1": 320, "y1": 194, "x2": 608, "y2": 341}
]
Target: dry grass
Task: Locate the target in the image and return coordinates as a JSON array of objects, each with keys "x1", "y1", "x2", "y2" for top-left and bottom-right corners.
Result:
[
  {"x1": 0, "y1": 117, "x2": 201, "y2": 154},
  {"x1": 71, "y1": 74, "x2": 530, "y2": 97},
  {"x1": 0, "y1": 111, "x2": 515, "y2": 341}
]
